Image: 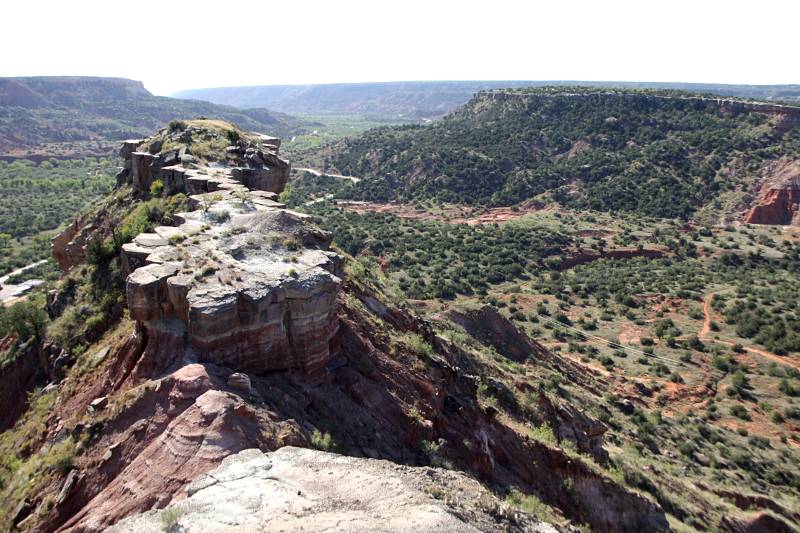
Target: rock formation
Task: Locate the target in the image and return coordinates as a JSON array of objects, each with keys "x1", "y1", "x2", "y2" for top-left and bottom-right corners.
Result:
[
  {"x1": 745, "y1": 159, "x2": 800, "y2": 225},
  {"x1": 106, "y1": 447, "x2": 554, "y2": 533},
  {"x1": 118, "y1": 126, "x2": 340, "y2": 380},
  {"x1": 122, "y1": 200, "x2": 342, "y2": 379},
  {"x1": 116, "y1": 124, "x2": 289, "y2": 197},
  {"x1": 51, "y1": 216, "x2": 89, "y2": 272},
  {"x1": 53, "y1": 122, "x2": 291, "y2": 273}
]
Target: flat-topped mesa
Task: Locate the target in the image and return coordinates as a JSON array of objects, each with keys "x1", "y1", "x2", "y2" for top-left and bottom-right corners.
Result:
[{"x1": 119, "y1": 124, "x2": 342, "y2": 380}]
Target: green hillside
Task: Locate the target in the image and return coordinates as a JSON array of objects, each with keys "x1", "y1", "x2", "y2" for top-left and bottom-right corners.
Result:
[
  {"x1": 0, "y1": 77, "x2": 315, "y2": 156},
  {"x1": 173, "y1": 80, "x2": 800, "y2": 118},
  {"x1": 330, "y1": 87, "x2": 800, "y2": 219}
]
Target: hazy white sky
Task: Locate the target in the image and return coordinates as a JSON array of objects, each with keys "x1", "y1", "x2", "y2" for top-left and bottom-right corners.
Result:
[{"x1": 2, "y1": 0, "x2": 798, "y2": 95}]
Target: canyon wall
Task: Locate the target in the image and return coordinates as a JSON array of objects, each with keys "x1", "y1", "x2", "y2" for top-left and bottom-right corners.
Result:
[{"x1": 745, "y1": 159, "x2": 800, "y2": 225}]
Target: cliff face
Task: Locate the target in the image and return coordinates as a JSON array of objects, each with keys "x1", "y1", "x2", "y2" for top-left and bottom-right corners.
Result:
[
  {"x1": 117, "y1": 125, "x2": 340, "y2": 380},
  {"x1": 745, "y1": 159, "x2": 800, "y2": 225},
  {"x1": 122, "y1": 205, "x2": 342, "y2": 380}
]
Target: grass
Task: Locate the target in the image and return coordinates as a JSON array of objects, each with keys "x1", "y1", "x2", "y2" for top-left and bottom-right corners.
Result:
[
  {"x1": 402, "y1": 332, "x2": 433, "y2": 360},
  {"x1": 160, "y1": 506, "x2": 186, "y2": 532},
  {"x1": 0, "y1": 387, "x2": 64, "y2": 529},
  {"x1": 505, "y1": 488, "x2": 559, "y2": 522}
]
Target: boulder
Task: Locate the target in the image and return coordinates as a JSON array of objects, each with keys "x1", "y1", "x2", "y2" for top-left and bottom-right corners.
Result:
[
  {"x1": 89, "y1": 396, "x2": 108, "y2": 411},
  {"x1": 227, "y1": 372, "x2": 252, "y2": 395}
]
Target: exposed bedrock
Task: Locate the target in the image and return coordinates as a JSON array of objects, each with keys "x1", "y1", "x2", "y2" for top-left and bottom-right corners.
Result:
[
  {"x1": 123, "y1": 205, "x2": 341, "y2": 377},
  {"x1": 745, "y1": 160, "x2": 800, "y2": 225},
  {"x1": 56, "y1": 363, "x2": 307, "y2": 533},
  {"x1": 121, "y1": 162, "x2": 341, "y2": 380},
  {"x1": 106, "y1": 447, "x2": 554, "y2": 533},
  {"x1": 116, "y1": 127, "x2": 290, "y2": 197}
]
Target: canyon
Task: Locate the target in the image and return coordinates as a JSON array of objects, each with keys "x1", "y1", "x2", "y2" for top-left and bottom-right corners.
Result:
[{"x1": 0, "y1": 123, "x2": 670, "y2": 532}]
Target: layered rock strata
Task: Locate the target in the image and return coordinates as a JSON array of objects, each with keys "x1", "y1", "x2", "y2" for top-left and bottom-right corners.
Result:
[
  {"x1": 122, "y1": 190, "x2": 341, "y2": 380},
  {"x1": 117, "y1": 128, "x2": 289, "y2": 196},
  {"x1": 54, "y1": 125, "x2": 291, "y2": 273},
  {"x1": 119, "y1": 128, "x2": 341, "y2": 380},
  {"x1": 745, "y1": 159, "x2": 800, "y2": 225}
]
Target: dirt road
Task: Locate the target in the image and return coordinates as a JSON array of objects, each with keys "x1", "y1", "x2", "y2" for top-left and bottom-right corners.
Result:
[{"x1": 700, "y1": 291, "x2": 800, "y2": 370}]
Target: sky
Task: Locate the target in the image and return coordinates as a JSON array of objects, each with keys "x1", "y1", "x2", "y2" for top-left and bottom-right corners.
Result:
[{"x1": 2, "y1": 0, "x2": 798, "y2": 96}]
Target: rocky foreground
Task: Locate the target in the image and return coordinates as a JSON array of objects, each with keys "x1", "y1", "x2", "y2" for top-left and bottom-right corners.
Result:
[{"x1": 107, "y1": 446, "x2": 555, "y2": 533}]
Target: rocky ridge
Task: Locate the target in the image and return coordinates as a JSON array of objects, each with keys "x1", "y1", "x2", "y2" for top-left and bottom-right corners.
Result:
[
  {"x1": 3, "y1": 122, "x2": 671, "y2": 532},
  {"x1": 116, "y1": 124, "x2": 341, "y2": 379}
]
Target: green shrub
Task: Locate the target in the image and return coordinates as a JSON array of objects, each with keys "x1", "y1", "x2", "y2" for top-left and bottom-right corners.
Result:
[
  {"x1": 729, "y1": 404, "x2": 751, "y2": 420},
  {"x1": 149, "y1": 179, "x2": 164, "y2": 197},
  {"x1": 505, "y1": 487, "x2": 551, "y2": 517},
  {"x1": 403, "y1": 332, "x2": 433, "y2": 360},
  {"x1": 310, "y1": 429, "x2": 336, "y2": 452},
  {"x1": 168, "y1": 120, "x2": 187, "y2": 133},
  {"x1": 160, "y1": 507, "x2": 186, "y2": 532},
  {"x1": 226, "y1": 129, "x2": 241, "y2": 144},
  {"x1": 0, "y1": 298, "x2": 47, "y2": 343}
]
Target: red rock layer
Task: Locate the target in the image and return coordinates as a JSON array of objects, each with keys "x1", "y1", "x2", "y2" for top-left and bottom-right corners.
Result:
[{"x1": 745, "y1": 183, "x2": 800, "y2": 225}]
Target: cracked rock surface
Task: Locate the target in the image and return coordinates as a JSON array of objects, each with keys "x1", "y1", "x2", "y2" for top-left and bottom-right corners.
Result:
[
  {"x1": 106, "y1": 447, "x2": 556, "y2": 533},
  {"x1": 120, "y1": 125, "x2": 342, "y2": 379}
]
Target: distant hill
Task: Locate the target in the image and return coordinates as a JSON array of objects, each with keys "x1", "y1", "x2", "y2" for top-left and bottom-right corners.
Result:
[
  {"x1": 173, "y1": 80, "x2": 800, "y2": 118},
  {"x1": 0, "y1": 77, "x2": 314, "y2": 157},
  {"x1": 325, "y1": 87, "x2": 800, "y2": 220}
]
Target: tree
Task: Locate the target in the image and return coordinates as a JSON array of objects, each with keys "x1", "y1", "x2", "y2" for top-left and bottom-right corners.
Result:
[
  {"x1": 0, "y1": 299, "x2": 47, "y2": 342},
  {"x1": 0, "y1": 233, "x2": 10, "y2": 249}
]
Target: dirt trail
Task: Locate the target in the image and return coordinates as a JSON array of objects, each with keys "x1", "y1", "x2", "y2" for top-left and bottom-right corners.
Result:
[
  {"x1": 700, "y1": 291, "x2": 800, "y2": 371},
  {"x1": 337, "y1": 200, "x2": 549, "y2": 225},
  {"x1": 293, "y1": 167, "x2": 361, "y2": 183},
  {"x1": 701, "y1": 293, "x2": 714, "y2": 337}
]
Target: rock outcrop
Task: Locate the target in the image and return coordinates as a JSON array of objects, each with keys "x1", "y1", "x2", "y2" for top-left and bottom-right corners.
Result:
[
  {"x1": 53, "y1": 122, "x2": 292, "y2": 274},
  {"x1": 745, "y1": 159, "x2": 800, "y2": 225},
  {"x1": 106, "y1": 447, "x2": 554, "y2": 533},
  {"x1": 116, "y1": 124, "x2": 290, "y2": 197},
  {"x1": 122, "y1": 200, "x2": 342, "y2": 379},
  {"x1": 51, "y1": 216, "x2": 89, "y2": 272},
  {"x1": 119, "y1": 128, "x2": 341, "y2": 380},
  {"x1": 55, "y1": 363, "x2": 307, "y2": 533},
  {"x1": 538, "y1": 393, "x2": 608, "y2": 464}
]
